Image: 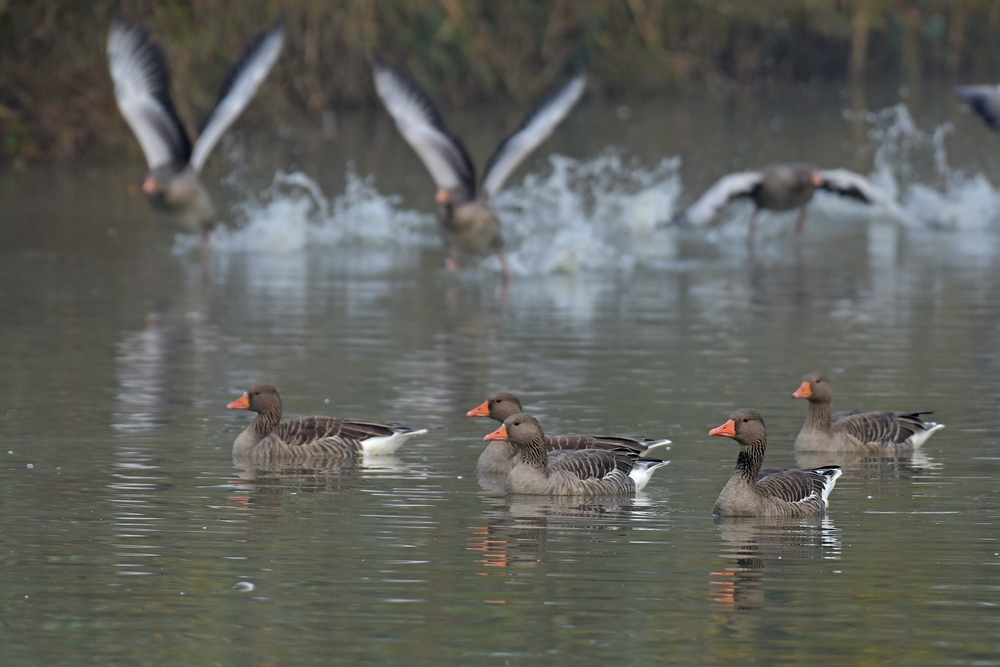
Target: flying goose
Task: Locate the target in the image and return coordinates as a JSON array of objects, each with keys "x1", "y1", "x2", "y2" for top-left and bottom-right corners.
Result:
[
  {"x1": 107, "y1": 18, "x2": 285, "y2": 243},
  {"x1": 709, "y1": 409, "x2": 842, "y2": 517},
  {"x1": 372, "y1": 60, "x2": 587, "y2": 276},
  {"x1": 668, "y1": 162, "x2": 919, "y2": 233},
  {"x1": 227, "y1": 384, "x2": 426, "y2": 462},
  {"x1": 955, "y1": 85, "x2": 1000, "y2": 132},
  {"x1": 483, "y1": 413, "x2": 669, "y2": 496},
  {"x1": 792, "y1": 372, "x2": 944, "y2": 453},
  {"x1": 467, "y1": 391, "x2": 670, "y2": 474}
]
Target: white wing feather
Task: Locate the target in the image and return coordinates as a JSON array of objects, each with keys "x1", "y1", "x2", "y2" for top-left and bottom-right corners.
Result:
[
  {"x1": 480, "y1": 72, "x2": 587, "y2": 199},
  {"x1": 189, "y1": 22, "x2": 285, "y2": 173},
  {"x1": 372, "y1": 61, "x2": 475, "y2": 198},
  {"x1": 818, "y1": 169, "x2": 922, "y2": 228},
  {"x1": 678, "y1": 171, "x2": 763, "y2": 226},
  {"x1": 107, "y1": 20, "x2": 191, "y2": 170}
]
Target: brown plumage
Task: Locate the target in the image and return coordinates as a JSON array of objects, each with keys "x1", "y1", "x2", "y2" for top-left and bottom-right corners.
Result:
[
  {"x1": 710, "y1": 409, "x2": 842, "y2": 517},
  {"x1": 227, "y1": 385, "x2": 425, "y2": 463},
  {"x1": 792, "y1": 372, "x2": 944, "y2": 453},
  {"x1": 467, "y1": 392, "x2": 671, "y2": 474},
  {"x1": 484, "y1": 413, "x2": 651, "y2": 496}
]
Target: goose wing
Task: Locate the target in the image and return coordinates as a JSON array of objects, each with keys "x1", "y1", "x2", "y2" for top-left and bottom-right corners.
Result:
[
  {"x1": 372, "y1": 59, "x2": 476, "y2": 201},
  {"x1": 671, "y1": 171, "x2": 763, "y2": 226},
  {"x1": 273, "y1": 416, "x2": 400, "y2": 447},
  {"x1": 756, "y1": 468, "x2": 825, "y2": 504},
  {"x1": 832, "y1": 410, "x2": 935, "y2": 448},
  {"x1": 548, "y1": 448, "x2": 636, "y2": 480},
  {"x1": 189, "y1": 19, "x2": 285, "y2": 173},
  {"x1": 817, "y1": 169, "x2": 921, "y2": 228},
  {"x1": 107, "y1": 19, "x2": 191, "y2": 169},
  {"x1": 955, "y1": 85, "x2": 1000, "y2": 131},
  {"x1": 545, "y1": 433, "x2": 650, "y2": 455},
  {"x1": 480, "y1": 71, "x2": 587, "y2": 199}
]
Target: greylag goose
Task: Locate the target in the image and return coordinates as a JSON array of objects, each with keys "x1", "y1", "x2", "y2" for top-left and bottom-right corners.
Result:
[
  {"x1": 669, "y1": 162, "x2": 918, "y2": 233},
  {"x1": 483, "y1": 413, "x2": 669, "y2": 496},
  {"x1": 467, "y1": 391, "x2": 670, "y2": 474},
  {"x1": 372, "y1": 60, "x2": 586, "y2": 276},
  {"x1": 955, "y1": 85, "x2": 1000, "y2": 131},
  {"x1": 792, "y1": 372, "x2": 944, "y2": 453},
  {"x1": 107, "y1": 18, "x2": 285, "y2": 244},
  {"x1": 709, "y1": 409, "x2": 842, "y2": 517},
  {"x1": 227, "y1": 385, "x2": 426, "y2": 462}
]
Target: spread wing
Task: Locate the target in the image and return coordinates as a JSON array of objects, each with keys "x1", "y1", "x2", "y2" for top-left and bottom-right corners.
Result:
[
  {"x1": 272, "y1": 416, "x2": 401, "y2": 448},
  {"x1": 107, "y1": 18, "x2": 191, "y2": 170},
  {"x1": 480, "y1": 71, "x2": 587, "y2": 199},
  {"x1": 817, "y1": 169, "x2": 921, "y2": 228},
  {"x1": 372, "y1": 59, "x2": 476, "y2": 201},
  {"x1": 189, "y1": 19, "x2": 285, "y2": 173},
  {"x1": 831, "y1": 410, "x2": 935, "y2": 448},
  {"x1": 955, "y1": 85, "x2": 1000, "y2": 132},
  {"x1": 672, "y1": 171, "x2": 763, "y2": 226},
  {"x1": 548, "y1": 448, "x2": 636, "y2": 480}
]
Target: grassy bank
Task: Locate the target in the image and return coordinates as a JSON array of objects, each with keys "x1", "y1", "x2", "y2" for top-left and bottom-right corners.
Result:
[{"x1": 2, "y1": 0, "x2": 1000, "y2": 162}]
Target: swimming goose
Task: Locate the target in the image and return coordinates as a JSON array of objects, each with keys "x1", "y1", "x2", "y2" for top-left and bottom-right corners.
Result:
[
  {"x1": 668, "y1": 162, "x2": 918, "y2": 233},
  {"x1": 467, "y1": 391, "x2": 671, "y2": 474},
  {"x1": 107, "y1": 18, "x2": 285, "y2": 243},
  {"x1": 372, "y1": 60, "x2": 587, "y2": 276},
  {"x1": 792, "y1": 372, "x2": 944, "y2": 453},
  {"x1": 227, "y1": 384, "x2": 426, "y2": 462},
  {"x1": 955, "y1": 85, "x2": 1000, "y2": 131},
  {"x1": 484, "y1": 413, "x2": 669, "y2": 496},
  {"x1": 710, "y1": 409, "x2": 842, "y2": 517}
]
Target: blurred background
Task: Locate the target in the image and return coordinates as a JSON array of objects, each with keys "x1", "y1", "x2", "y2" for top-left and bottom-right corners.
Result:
[{"x1": 4, "y1": 0, "x2": 1000, "y2": 163}]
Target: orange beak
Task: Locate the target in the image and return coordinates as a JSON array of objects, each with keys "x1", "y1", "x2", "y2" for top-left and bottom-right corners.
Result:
[
  {"x1": 792, "y1": 381, "x2": 812, "y2": 399},
  {"x1": 142, "y1": 176, "x2": 158, "y2": 194},
  {"x1": 709, "y1": 419, "x2": 736, "y2": 438},
  {"x1": 466, "y1": 401, "x2": 491, "y2": 418},
  {"x1": 810, "y1": 171, "x2": 823, "y2": 187},
  {"x1": 484, "y1": 424, "x2": 509, "y2": 442},
  {"x1": 227, "y1": 392, "x2": 250, "y2": 410},
  {"x1": 435, "y1": 189, "x2": 451, "y2": 204}
]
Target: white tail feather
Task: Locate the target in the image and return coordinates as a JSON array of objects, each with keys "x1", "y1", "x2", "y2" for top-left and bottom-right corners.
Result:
[
  {"x1": 819, "y1": 468, "x2": 843, "y2": 507},
  {"x1": 643, "y1": 438, "x2": 672, "y2": 454},
  {"x1": 630, "y1": 460, "x2": 670, "y2": 492},
  {"x1": 908, "y1": 423, "x2": 944, "y2": 449},
  {"x1": 361, "y1": 428, "x2": 427, "y2": 456}
]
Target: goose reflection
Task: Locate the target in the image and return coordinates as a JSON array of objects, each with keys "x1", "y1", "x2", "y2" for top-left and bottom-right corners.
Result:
[
  {"x1": 794, "y1": 449, "x2": 940, "y2": 478},
  {"x1": 711, "y1": 515, "x2": 841, "y2": 611},
  {"x1": 468, "y1": 495, "x2": 638, "y2": 576}
]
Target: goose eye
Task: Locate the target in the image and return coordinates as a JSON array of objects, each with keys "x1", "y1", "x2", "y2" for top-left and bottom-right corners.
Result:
[{"x1": 743, "y1": 418, "x2": 748, "y2": 422}]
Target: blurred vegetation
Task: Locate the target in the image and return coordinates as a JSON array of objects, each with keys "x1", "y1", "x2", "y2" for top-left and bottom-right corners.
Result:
[{"x1": 2, "y1": 0, "x2": 1000, "y2": 162}]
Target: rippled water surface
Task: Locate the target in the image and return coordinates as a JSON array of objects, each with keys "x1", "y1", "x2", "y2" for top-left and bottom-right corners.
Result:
[{"x1": 3, "y1": 86, "x2": 1000, "y2": 665}]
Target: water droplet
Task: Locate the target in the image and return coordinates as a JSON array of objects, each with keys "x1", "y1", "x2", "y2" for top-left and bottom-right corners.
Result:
[
  {"x1": 26, "y1": 464, "x2": 33, "y2": 469},
  {"x1": 233, "y1": 581, "x2": 255, "y2": 592}
]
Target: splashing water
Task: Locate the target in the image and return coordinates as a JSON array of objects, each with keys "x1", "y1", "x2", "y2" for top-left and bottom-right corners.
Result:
[
  {"x1": 181, "y1": 153, "x2": 683, "y2": 276},
  {"x1": 206, "y1": 168, "x2": 436, "y2": 254},
  {"x1": 863, "y1": 104, "x2": 1000, "y2": 230},
  {"x1": 493, "y1": 151, "x2": 682, "y2": 275}
]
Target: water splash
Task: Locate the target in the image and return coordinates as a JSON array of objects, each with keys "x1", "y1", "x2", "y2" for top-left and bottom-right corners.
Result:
[
  {"x1": 495, "y1": 151, "x2": 682, "y2": 275},
  {"x1": 207, "y1": 168, "x2": 436, "y2": 254},
  {"x1": 863, "y1": 104, "x2": 1000, "y2": 230},
  {"x1": 182, "y1": 153, "x2": 683, "y2": 276}
]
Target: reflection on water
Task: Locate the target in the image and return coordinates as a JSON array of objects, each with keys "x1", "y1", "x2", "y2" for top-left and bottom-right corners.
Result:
[{"x1": 711, "y1": 516, "x2": 841, "y2": 611}]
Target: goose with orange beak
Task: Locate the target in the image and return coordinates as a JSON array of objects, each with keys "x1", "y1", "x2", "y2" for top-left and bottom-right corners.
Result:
[
  {"x1": 792, "y1": 372, "x2": 943, "y2": 453},
  {"x1": 467, "y1": 392, "x2": 670, "y2": 474},
  {"x1": 483, "y1": 413, "x2": 668, "y2": 496},
  {"x1": 227, "y1": 384, "x2": 426, "y2": 462},
  {"x1": 667, "y1": 162, "x2": 919, "y2": 234},
  {"x1": 709, "y1": 409, "x2": 841, "y2": 517}
]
